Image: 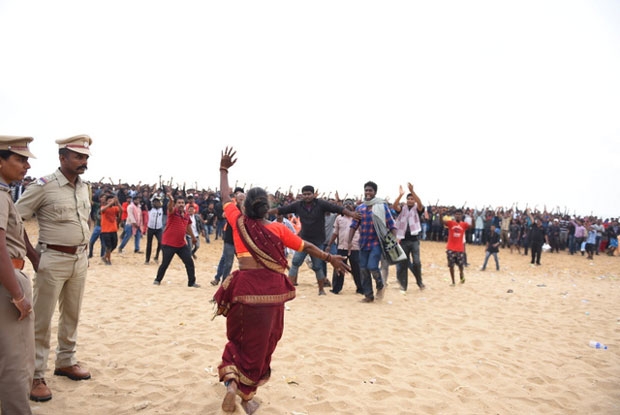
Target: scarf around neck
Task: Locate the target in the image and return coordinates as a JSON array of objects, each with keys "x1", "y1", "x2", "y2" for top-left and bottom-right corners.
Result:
[
  {"x1": 395, "y1": 203, "x2": 421, "y2": 239},
  {"x1": 364, "y1": 197, "x2": 389, "y2": 239}
]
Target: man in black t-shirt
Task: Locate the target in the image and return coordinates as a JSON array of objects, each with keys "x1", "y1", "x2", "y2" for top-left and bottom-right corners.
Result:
[{"x1": 268, "y1": 185, "x2": 359, "y2": 295}]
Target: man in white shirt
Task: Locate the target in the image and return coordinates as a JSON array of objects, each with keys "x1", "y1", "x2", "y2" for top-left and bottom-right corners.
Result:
[{"x1": 145, "y1": 197, "x2": 164, "y2": 264}]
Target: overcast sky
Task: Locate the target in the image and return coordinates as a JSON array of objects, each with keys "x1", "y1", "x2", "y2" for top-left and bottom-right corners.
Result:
[{"x1": 1, "y1": 0, "x2": 619, "y2": 217}]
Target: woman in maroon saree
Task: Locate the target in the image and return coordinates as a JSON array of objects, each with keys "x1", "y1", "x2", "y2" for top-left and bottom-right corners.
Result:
[{"x1": 214, "y1": 147, "x2": 350, "y2": 414}]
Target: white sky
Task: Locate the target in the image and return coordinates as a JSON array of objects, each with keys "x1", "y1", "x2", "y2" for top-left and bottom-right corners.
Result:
[{"x1": 1, "y1": 0, "x2": 619, "y2": 217}]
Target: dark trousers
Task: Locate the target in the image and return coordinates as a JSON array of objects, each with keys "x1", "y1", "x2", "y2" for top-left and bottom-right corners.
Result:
[
  {"x1": 396, "y1": 238, "x2": 423, "y2": 291},
  {"x1": 531, "y1": 242, "x2": 542, "y2": 265},
  {"x1": 155, "y1": 244, "x2": 196, "y2": 286},
  {"x1": 145, "y1": 227, "x2": 162, "y2": 263},
  {"x1": 549, "y1": 235, "x2": 560, "y2": 253},
  {"x1": 331, "y1": 249, "x2": 362, "y2": 294}
]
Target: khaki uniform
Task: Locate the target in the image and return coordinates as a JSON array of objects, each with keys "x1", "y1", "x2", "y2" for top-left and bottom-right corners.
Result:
[
  {"x1": 16, "y1": 169, "x2": 91, "y2": 378},
  {"x1": 0, "y1": 184, "x2": 35, "y2": 414}
]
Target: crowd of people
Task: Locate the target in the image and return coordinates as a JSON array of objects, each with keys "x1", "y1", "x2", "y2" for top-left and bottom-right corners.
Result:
[
  {"x1": 2, "y1": 137, "x2": 618, "y2": 414},
  {"x1": 72, "y1": 181, "x2": 620, "y2": 271}
]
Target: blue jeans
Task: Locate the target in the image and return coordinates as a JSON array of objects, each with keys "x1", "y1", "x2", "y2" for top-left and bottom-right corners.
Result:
[
  {"x1": 119, "y1": 224, "x2": 141, "y2": 252},
  {"x1": 88, "y1": 225, "x2": 105, "y2": 258},
  {"x1": 474, "y1": 228, "x2": 483, "y2": 245},
  {"x1": 289, "y1": 245, "x2": 326, "y2": 280},
  {"x1": 203, "y1": 224, "x2": 213, "y2": 243},
  {"x1": 215, "y1": 219, "x2": 225, "y2": 239},
  {"x1": 420, "y1": 222, "x2": 428, "y2": 240},
  {"x1": 119, "y1": 223, "x2": 132, "y2": 250},
  {"x1": 214, "y1": 242, "x2": 236, "y2": 282},
  {"x1": 568, "y1": 234, "x2": 576, "y2": 254},
  {"x1": 482, "y1": 251, "x2": 499, "y2": 270},
  {"x1": 359, "y1": 245, "x2": 382, "y2": 271},
  {"x1": 359, "y1": 245, "x2": 383, "y2": 297}
]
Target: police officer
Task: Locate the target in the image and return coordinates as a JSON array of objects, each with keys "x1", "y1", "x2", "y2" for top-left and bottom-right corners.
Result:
[
  {"x1": 16, "y1": 135, "x2": 93, "y2": 402},
  {"x1": 0, "y1": 135, "x2": 36, "y2": 414}
]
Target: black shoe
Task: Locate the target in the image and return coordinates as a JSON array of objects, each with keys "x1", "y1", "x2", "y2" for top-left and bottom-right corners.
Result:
[
  {"x1": 153, "y1": 280, "x2": 160, "y2": 285},
  {"x1": 189, "y1": 283, "x2": 201, "y2": 288}
]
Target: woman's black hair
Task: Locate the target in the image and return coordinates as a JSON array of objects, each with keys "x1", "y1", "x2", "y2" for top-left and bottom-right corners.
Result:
[{"x1": 244, "y1": 187, "x2": 269, "y2": 220}]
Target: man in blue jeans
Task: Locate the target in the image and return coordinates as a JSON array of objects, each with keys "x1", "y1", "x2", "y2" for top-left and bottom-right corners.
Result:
[
  {"x1": 348, "y1": 181, "x2": 396, "y2": 302},
  {"x1": 119, "y1": 196, "x2": 142, "y2": 253},
  {"x1": 210, "y1": 189, "x2": 245, "y2": 286},
  {"x1": 88, "y1": 193, "x2": 106, "y2": 259}
]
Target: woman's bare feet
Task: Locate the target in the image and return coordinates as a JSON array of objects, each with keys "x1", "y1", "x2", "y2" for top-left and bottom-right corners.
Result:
[
  {"x1": 241, "y1": 399, "x2": 259, "y2": 414},
  {"x1": 222, "y1": 381, "x2": 237, "y2": 412}
]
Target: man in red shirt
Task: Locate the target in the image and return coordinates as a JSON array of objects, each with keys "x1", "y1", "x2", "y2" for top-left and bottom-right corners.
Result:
[
  {"x1": 153, "y1": 193, "x2": 199, "y2": 287},
  {"x1": 443, "y1": 208, "x2": 470, "y2": 286}
]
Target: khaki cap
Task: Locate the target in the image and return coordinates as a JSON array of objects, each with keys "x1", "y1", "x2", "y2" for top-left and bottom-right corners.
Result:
[
  {"x1": 56, "y1": 134, "x2": 92, "y2": 155},
  {"x1": 0, "y1": 135, "x2": 36, "y2": 158}
]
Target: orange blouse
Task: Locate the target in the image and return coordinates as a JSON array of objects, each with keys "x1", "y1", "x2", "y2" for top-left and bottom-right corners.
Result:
[{"x1": 224, "y1": 202, "x2": 304, "y2": 257}]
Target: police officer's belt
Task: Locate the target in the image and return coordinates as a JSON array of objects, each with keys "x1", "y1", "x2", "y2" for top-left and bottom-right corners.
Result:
[{"x1": 45, "y1": 244, "x2": 86, "y2": 255}]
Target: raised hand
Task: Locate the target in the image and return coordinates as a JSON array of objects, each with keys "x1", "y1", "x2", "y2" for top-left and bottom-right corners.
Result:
[{"x1": 220, "y1": 147, "x2": 237, "y2": 170}]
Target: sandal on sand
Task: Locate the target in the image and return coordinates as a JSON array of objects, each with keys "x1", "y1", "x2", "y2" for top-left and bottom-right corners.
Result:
[{"x1": 222, "y1": 390, "x2": 236, "y2": 412}]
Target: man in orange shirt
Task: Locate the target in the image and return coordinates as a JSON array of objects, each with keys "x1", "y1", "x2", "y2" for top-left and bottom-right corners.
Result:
[{"x1": 100, "y1": 194, "x2": 121, "y2": 265}]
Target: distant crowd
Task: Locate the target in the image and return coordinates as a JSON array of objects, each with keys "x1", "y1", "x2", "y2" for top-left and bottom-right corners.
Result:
[{"x1": 11, "y1": 176, "x2": 620, "y2": 258}]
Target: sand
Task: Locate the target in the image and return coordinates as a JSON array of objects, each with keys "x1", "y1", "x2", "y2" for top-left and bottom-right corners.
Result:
[{"x1": 22, "y1": 220, "x2": 620, "y2": 415}]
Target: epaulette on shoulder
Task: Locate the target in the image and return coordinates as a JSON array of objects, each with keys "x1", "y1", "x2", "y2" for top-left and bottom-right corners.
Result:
[{"x1": 35, "y1": 174, "x2": 56, "y2": 186}]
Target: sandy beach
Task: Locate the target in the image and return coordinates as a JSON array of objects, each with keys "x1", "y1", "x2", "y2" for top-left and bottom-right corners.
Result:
[{"x1": 22, "y1": 219, "x2": 620, "y2": 415}]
